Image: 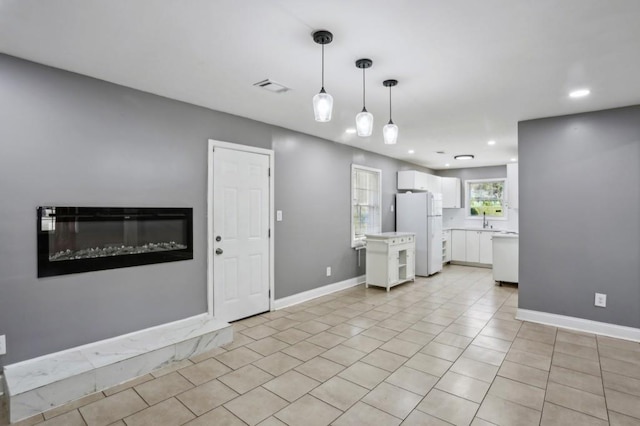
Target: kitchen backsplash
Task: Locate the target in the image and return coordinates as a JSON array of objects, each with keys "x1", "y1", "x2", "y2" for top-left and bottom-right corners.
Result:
[{"x1": 442, "y1": 207, "x2": 519, "y2": 232}]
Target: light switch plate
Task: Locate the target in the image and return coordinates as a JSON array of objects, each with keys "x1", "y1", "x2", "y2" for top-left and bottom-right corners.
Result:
[
  {"x1": 276, "y1": 210, "x2": 283, "y2": 222},
  {"x1": 326, "y1": 267, "x2": 331, "y2": 277},
  {"x1": 0, "y1": 335, "x2": 6, "y2": 355}
]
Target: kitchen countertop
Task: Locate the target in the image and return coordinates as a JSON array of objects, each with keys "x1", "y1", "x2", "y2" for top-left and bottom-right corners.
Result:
[{"x1": 444, "y1": 227, "x2": 518, "y2": 233}]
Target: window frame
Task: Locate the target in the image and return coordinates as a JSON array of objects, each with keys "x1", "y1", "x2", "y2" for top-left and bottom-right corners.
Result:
[
  {"x1": 465, "y1": 178, "x2": 508, "y2": 220},
  {"x1": 351, "y1": 164, "x2": 382, "y2": 247}
]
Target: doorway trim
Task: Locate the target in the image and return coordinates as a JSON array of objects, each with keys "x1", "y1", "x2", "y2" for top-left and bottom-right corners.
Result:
[{"x1": 207, "y1": 139, "x2": 275, "y2": 319}]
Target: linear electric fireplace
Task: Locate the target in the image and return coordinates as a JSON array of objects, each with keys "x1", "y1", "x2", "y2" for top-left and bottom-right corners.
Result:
[{"x1": 37, "y1": 207, "x2": 193, "y2": 277}]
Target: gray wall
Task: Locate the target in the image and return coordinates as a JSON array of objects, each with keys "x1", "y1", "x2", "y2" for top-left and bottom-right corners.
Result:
[
  {"x1": 519, "y1": 105, "x2": 640, "y2": 327},
  {"x1": 0, "y1": 54, "x2": 428, "y2": 366}
]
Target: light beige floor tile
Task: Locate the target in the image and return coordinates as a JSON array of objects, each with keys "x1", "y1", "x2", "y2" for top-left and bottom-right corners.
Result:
[
  {"x1": 555, "y1": 330, "x2": 597, "y2": 348},
  {"x1": 316, "y1": 314, "x2": 350, "y2": 326},
  {"x1": 433, "y1": 332, "x2": 473, "y2": 349},
  {"x1": 241, "y1": 325, "x2": 278, "y2": 340},
  {"x1": 216, "y1": 346, "x2": 264, "y2": 370},
  {"x1": 294, "y1": 320, "x2": 331, "y2": 334},
  {"x1": 510, "y1": 337, "x2": 553, "y2": 357},
  {"x1": 479, "y1": 326, "x2": 518, "y2": 341},
  {"x1": 134, "y1": 372, "x2": 194, "y2": 406},
  {"x1": 362, "y1": 382, "x2": 422, "y2": 419},
  {"x1": 245, "y1": 337, "x2": 290, "y2": 356},
  {"x1": 386, "y1": 366, "x2": 438, "y2": 396},
  {"x1": 253, "y1": 351, "x2": 302, "y2": 376},
  {"x1": 342, "y1": 334, "x2": 384, "y2": 353},
  {"x1": 445, "y1": 324, "x2": 482, "y2": 338},
  {"x1": 179, "y1": 357, "x2": 232, "y2": 385},
  {"x1": 380, "y1": 338, "x2": 422, "y2": 357},
  {"x1": 600, "y1": 345, "x2": 640, "y2": 366},
  {"x1": 497, "y1": 360, "x2": 549, "y2": 389},
  {"x1": 328, "y1": 323, "x2": 365, "y2": 338},
  {"x1": 488, "y1": 376, "x2": 545, "y2": 410},
  {"x1": 601, "y1": 356, "x2": 640, "y2": 380},
  {"x1": 310, "y1": 376, "x2": 369, "y2": 411},
  {"x1": 176, "y1": 379, "x2": 238, "y2": 416},
  {"x1": 606, "y1": 388, "x2": 640, "y2": 420},
  {"x1": 360, "y1": 310, "x2": 393, "y2": 322},
  {"x1": 517, "y1": 328, "x2": 556, "y2": 345},
  {"x1": 306, "y1": 331, "x2": 347, "y2": 348},
  {"x1": 505, "y1": 348, "x2": 552, "y2": 371},
  {"x1": 320, "y1": 344, "x2": 366, "y2": 366},
  {"x1": 555, "y1": 340, "x2": 599, "y2": 361},
  {"x1": 470, "y1": 418, "x2": 498, "y2": 426},
  {"x1": 435, "y1": 371, "x2": 490, "y2": 403},
  {"x1": 376, "y1": 304, "x2": 406, "y2": 314},
  {"x1": 183, "y1": 406, "x2": 245, "y2": 426},
  {"x1": 410, "y1": 321, "x2": 447, "y2": 335},
  {"x1": 552, "y1": 351, "x2": 601, "y2": 376},
  {"x1": 281, "y1": 341, "x2": 325, "y2": 361},
  {"x1": 39, "y1": 410, "x2": 85, "y2": 426},
  {"x1": 417, "y1": 389, "x2": 479, "y2": 426},
  {"x1": 394, "y1": 312, "x2": 425, "y2": 323},
  {"x1": 462, "y1": 345, "x2": 506, "y2": 366},
  {"x1": 222, "y1": 333, "x2": 255, "y2": 350},
  {"x1": 476, "y1": 394, "x2": 541, "y2": 426},
  {"x1": 549, "y1": 365, "x2": 604, "y2": 395},
  {"x1": 262, "y1": 370, "x2": 320, "y2": 402},
  {"x1": 540, "y1": 402, "x2": 608, "y2": 426},
  {"x1": 472, "y1": 335, "x2": 513, "y2": 353},
  {"x1": 264, "y1": 317, "x2": 301, "y2": 331},
  {"x1": 224, "y1": 387, "x2": 288, "y2": 426},
  {"x1": 287, "y1": 311, "x2": 320, "y2": 322},
  {"x1": 295, "y1": 356, "x2": 344, "y2": 382},
  {"x1": 361, "y1": 348, "x2": 408, "y2": 372},
  {"x1": 604, "y1": 371, "x2": 640, "y2": 397},
  {"x1": 361, "y1": 325, "x2": 400, "y2": 342},
  {"x1": 405, "y1": 352, "x2": 452, "y2": 377},
  {"x1": 345, "y1": 316, "x2": 379, "y2": 329},
  {"x1": 44, "y1": 391, "x2": 105, "y2": 419},
  {"x1": 79, "y1": 389, "x2": 147, "y2": 426},
  {"x1": 455, "y1": 317, "x2": 490, "y2": 330},
  {"x1": 271, "y1": 327, "x2": 311, "y2": 345},
  {"x1": 378, "y1": 318, "x2": 414, "y2": 332},
  {"x1": 123, "y1": 398, "x2": 194, "y2": 426},
  {"x1": 402, "y1": 410, "x2": 453, "y2": 425},
  {"x1": 609, "y1": 410, "x2": 640, "y2": 426},
  {"x1": 150, "y1": 359, "x2": 194, "y2": 378},
  {"x1": 257, "y1": 417, "x2": 287, "y2": 426},
  {"x1": 421, "y1": 341, "x2": 464, "y2": 362},
  {"x1": 545, "y1": 382, "x2": 607, "y2": 420},
  {"x1": 103, "y1": 374, "x2": 154, "y2": 397},
  {"x1": 450, "y1": 357, "x2": 499, "y2": 383},
  {"x1": 237, "y1": 316, "x2": 268, "y2": 328},
  {"x1": 338, "y1": 361, "x2": 391, "y2": 389},
  {"x1": 486, "y1": 318, "x2": 521, "y2": 332},
  {"x1": 218, "y1": 364, "x2": 274, "y2": 394},
  {"x1": 333, "y1": 401, "x2": 401, "y2": 426},
  {"x1": 275, "y1": 394, "x2": 342, "y2": 426},
  {"x1": 598, "y1": 336, "x2": 640, "y2": 352},
  {"x1": 396, "y1": 328, "x2": 436, "y2": 345}
]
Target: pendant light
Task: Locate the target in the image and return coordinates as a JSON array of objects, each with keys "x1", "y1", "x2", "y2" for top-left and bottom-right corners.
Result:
[
  {"x1": 383, "y1": 79, "x2": 399, "y2": 144},
  {"x1": 355, "y1": 59, "x2": 373, "y2": 137},
  {"x1": 312, "y1": 30, "x2": 333, "y2": 122}
]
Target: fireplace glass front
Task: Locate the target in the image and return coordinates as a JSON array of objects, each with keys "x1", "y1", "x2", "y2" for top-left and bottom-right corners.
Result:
[{"x1": 37, "y1": 207, "x2": 193, "y2": 277}]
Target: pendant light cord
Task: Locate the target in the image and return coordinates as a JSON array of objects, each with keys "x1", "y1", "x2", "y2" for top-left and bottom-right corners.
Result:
[
  {"x1": 321, "y1": 44, "x2": 325, "y2": 89},
  {"x1": 362, "y1": 67, "x2": 366, "y2": 109},
  {"x1": 388, "y1": 85, "x2": 393, "y2": 123}
]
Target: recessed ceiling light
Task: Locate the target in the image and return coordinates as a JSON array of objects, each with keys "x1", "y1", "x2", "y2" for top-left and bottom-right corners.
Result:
[
  {"x1": 445, "y1": 163, "x2": 450, "y2": 167},
  {"x1": 510, "y1": 157, "x2": 517, "y2": 162},
  {"x1": 454, "y1": 155, "x2": 474, "y2": 160},
  {"x1": 487, "y1": 140, "x2": 496, "y2": 146},
  {"x1": 569, "y1": 89, "x2": 590, "y2": 98},
  {"x1": 345, "y1": 128, "x2": 356, "y2": 134},
  {"x1": 408, "y1": 150, "x2": 415, "y2": 154}
]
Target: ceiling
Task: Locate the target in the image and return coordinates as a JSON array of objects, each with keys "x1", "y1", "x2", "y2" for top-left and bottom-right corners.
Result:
[{"x1": 1, "y1": 0, "x2": 639, "y2": 169}]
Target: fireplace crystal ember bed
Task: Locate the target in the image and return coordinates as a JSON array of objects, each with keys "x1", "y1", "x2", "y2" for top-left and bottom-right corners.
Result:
[{"x1": 37, "y1": 207, "x2": 193, "y2": 277}]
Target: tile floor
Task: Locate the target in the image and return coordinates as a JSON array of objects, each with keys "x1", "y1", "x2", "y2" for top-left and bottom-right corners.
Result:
[{"x1": 3, "y1": 265, "x2": 640, "y2": 425}]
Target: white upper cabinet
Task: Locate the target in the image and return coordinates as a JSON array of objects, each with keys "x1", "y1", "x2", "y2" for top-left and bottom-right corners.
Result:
[
  {"x1": 398, "y1": 170, "x2": 442, "y2": 193},
  {"x1": 507, "y1": 163, "x2": 519, "y2": 209},
  {"x1": 442, "y1": 177, "x2": 461, "y2": 208}
]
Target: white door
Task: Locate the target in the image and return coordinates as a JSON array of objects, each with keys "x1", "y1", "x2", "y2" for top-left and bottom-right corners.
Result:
[{"x1": 213, "y1": 146, "x2": 270, "y2": 322}]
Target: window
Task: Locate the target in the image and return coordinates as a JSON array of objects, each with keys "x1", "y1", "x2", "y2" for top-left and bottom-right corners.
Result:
[
  {"x1": 466, "y1": 178, "x2": 507, "y2": 219},
  {"x1": 351, "y1": 164, "x2": 382, "y2": 247}
]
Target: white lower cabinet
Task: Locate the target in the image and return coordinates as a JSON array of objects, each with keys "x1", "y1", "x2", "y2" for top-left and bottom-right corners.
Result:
[
  {"x1": 365, "y1": 232, "x2": 416, "y2": 291},
  {"x1": 443, "y1": 229, "x2": 451, "y2": 263},
  {"x1": 451, "y1": 229, "x2": 495, "y2": 265}
]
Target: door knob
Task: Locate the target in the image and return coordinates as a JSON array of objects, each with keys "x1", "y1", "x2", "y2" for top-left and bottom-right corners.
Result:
[{"x1": 216, "y1": 248, "x2": 223, "y2": 255}]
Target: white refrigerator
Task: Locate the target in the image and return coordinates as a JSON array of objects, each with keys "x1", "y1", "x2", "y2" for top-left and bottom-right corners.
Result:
[{"x1": 396, "y1": 192, "x2": 443, "y2": 276}]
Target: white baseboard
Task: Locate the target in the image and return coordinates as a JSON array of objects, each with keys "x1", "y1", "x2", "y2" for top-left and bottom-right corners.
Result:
[
  {"x1": 274, "y1": 275, "x2": 366, "y2": 310},
  {"x1": 517, "y1": 309, "x2": 640, "y2": 342}
]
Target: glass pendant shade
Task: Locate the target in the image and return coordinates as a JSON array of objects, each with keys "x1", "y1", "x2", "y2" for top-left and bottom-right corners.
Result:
[
  {"x1": 383, "y1": 121, "x2": 399, "y2": 144},
  {"x1": 356, "y1": 109, "x2": 374, "y2": 137},
  {"x1": 313, "y1": 89, "x2": 333, "y2": 122}
]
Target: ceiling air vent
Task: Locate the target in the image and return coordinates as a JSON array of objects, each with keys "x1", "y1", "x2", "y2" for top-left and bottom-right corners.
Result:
[{"x1": 253, "y1": 79, "x2": 291, "y2": 94}]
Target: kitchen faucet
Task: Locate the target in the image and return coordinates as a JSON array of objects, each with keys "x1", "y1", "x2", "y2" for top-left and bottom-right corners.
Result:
[{"x1": 483, "y1": 212, "x2": 489, "y2": 229}]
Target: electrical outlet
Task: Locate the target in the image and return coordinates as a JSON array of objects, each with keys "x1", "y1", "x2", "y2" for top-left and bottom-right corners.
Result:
[
  {"x1": 276, "y1": 210, "x2": 283, "y2": 222},
  {"x1": 0, "y1": 335, "x2": 6, "y2": 355},
  {"x1": 595, "y1": 293, "x2": 607, "y2": 308},
  {"x1": 390, "y1": 204, "x2": 394, "y2": 212},
  {"x1": 326, "y1": 267, "x2": 331, "y2": 277}
]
